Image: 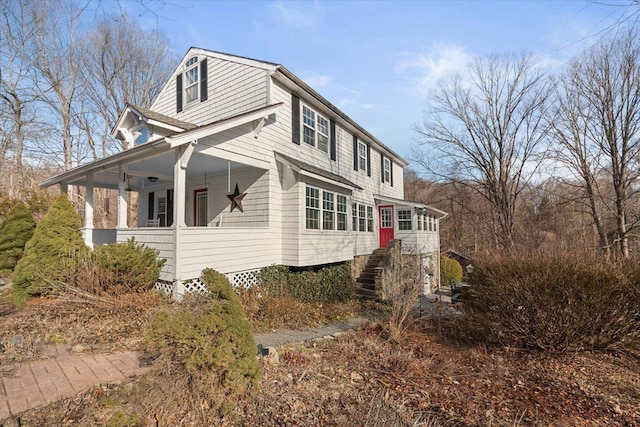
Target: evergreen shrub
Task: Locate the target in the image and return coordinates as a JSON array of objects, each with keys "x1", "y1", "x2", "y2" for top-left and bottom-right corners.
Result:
[
  {"x1": 10, "y1": 194, "x2": 87, "y2": 303},
  {"x1": 459, "y1": 254, "x2": 640, "y2": 352},
  {"x1": 0, "y1": 203, "x2": 35, "y2": 276},
  {"x1": 440, "y1": 256, "x2": 463, "y2": 287},
  {"x1": 144, "y1": 268, "x2": 260, "y2": 415},
  {"x1": 256, "y1": 264, "x2": 354, "y2": 303}
]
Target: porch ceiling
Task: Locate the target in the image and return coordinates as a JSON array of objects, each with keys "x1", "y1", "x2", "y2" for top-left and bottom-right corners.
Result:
[{"x1": 62, "y1": 151, "x2": 259, "y2": 191}]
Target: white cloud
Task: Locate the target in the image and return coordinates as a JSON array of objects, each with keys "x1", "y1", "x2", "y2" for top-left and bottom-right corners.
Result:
[
  {"x1": 337, "y1": 98, "x2": 356, "y2": 108},
  {"x1": 361, "y1": 103, "x2": 376, "y2": 110},
  {"x1": 268, "y1": 1, "x2": 320, "y2": 29},
  {"x1": 394, "y1": 42, "x2": 472, "y2": 95},
  {"x1": 301, "y1": 73, "x2": 333, "y2": 88}
]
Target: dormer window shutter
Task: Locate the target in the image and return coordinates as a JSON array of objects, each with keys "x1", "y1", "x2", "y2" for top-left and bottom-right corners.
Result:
[
  {"x1": 391, "y1": 161, "x2": 394, "y2": 187},
  {"x1": 380, "y1": 153, "x2": 385, "y2": 183},
  {"x1": 367, "y1": 144, "x2": 371, "y2": 177},
  {"x1": 148, "y1": 192, "x2": 155, "y2": 220},
  {"x1": 330, "y1": 119, "x2": 336, "y2": 161},
  {"x1": 167, "y1": 189, "x2": 174, "y2": 226},
  {"x1": 176, "y1": 74, "x2": 183, "y2": 113},
  {"x1": 353, "y1": 135, "x2": 358, "y2": 171},
  {"x1": 200, "y1": 58, "x2": 208, "y2": 102},
  {"x1": 291, "y1": 94, "x2": 300, "y2": 145}
]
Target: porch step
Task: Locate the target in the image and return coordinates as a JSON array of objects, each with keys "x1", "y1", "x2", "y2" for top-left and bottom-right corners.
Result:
[
  {"x1": 356, "y1": 279, "x2": 376, "y2": 290},
  {"x1": 355, "y1": 287, "x2": 380, "y2": 300}
]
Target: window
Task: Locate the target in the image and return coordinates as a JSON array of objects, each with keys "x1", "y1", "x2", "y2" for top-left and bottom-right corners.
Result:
[
  {"x1": 194, "y1": 189, "x2": 208, "y2": 226},
  {"x1": 337, "y1": 195, "x2": 347, "y2": 231},
  {"x1": 302, "y1": 104, "x2": 329, "y2": 153},
  {"x1": 417, "y1": 213, "x2": 423, "y2": 231},
  {"x1": 358, "y1": 205, "x2": 366, "y2": 232},
  {"x1": 367, "y1": 206, "x2": 373, "y2": 232},
  {"x1": 358, "y1": 141, "x2": 367, "y2": 171},
  {"x1": 305, "y1": 186, "x2": 320, "y2": 229},
  {"x1": 157, "y1": 196, "x2": 167, "y2": 227},
  {"x1": 322, "y1": 191, "x2": 335, "y2": 230},
  {"x1": 184, "y1": 57, "x2": 199, "y2": 105},
  {"x1": 352, "y1": 202, "x2": 358, "y2": 231},
  {"x1": 398, "y1": 209, "x2": 412, "y2": 231},
  {"x1": 383, "y1": 158, "x2": 391, "y2": 183}
]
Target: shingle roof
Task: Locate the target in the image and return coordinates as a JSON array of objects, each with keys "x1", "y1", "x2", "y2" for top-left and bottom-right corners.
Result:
[
  {"x1": 275, "y1": 152, "x2": 362, "y2": 190},
  {"x1": 128, "y1": 104, "x2": 198, "y2": 130}
]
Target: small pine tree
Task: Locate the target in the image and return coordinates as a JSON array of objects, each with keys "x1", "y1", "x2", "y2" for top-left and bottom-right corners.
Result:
[
  {"x1": 11, "y1": 194, "x2": 87, "y2": 299},
  {"x1": 440, "y1": 255, "x2": 463, "y2": 287},
  {"x1": 0, "y1": 203, "x2": 36, "y2": 276}
]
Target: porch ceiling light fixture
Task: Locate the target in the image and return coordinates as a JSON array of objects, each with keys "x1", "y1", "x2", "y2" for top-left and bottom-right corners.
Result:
[
  {"x1": 124, "y1": 173, "x2": 133, "y2": 192},
  {"x1": 147, "y1": 176, "x2": 159, "y2": 182}
]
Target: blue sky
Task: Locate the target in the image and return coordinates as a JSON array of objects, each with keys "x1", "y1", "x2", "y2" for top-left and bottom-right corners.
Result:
[{"x1": 118, "y1": 0, "x2": 637, "y2": 161}]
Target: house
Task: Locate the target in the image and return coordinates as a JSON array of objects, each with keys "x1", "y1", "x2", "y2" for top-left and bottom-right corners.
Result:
[{"x1": 41, "y1": 48, "x2": 447, "y2": 296}]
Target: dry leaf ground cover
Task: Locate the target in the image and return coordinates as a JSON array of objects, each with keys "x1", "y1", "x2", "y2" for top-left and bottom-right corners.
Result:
[{"x1": 12, "y1": 308, "x2": 640, "y2": 427}]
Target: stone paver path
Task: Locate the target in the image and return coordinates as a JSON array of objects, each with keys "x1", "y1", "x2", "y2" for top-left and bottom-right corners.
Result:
[{"x1": 0, "y1": 343, "x2": 148, "y2": 421}]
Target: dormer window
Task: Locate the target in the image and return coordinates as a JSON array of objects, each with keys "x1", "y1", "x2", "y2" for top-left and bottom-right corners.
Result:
[
  {"x1": 184, "y1": 57, "x2": 199, "y2": 105},
  {"x1": 176, "y1": 55, "x2": 208, "y2": 113}
]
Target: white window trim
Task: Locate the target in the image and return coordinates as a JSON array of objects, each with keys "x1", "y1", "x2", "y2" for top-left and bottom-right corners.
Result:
[
  {"x1": 184, "y1": 56, "x2": 199, "y2": 107},
  {"x1": 383, "y1": 158, "x2": 391, "y2": 183},
  {"x1": 305, "y1": 186, "x2": 320, "y2": 230},
  {"x1": 358, "y1": 140, "x2": 367, "y2": 172},
  {"x1": 398, "y1": 209, "x2": 412, "y2": 231},
  {"x1": 305, "y1": 185, "x2": 348, "y2": 231},
  {"x1": 337, "y1": 195, "x2": 347, "y2": 231},
  {"x1": 302, "y1": 103, "x2": 330, "y2": 154}
]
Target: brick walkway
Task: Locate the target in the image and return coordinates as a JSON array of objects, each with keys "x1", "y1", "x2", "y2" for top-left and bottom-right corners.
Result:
[{"x1": 0, "y1": 343, "x2": 148, "y2": 420}]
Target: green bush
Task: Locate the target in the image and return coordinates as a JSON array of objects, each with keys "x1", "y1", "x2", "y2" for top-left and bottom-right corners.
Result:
[
  {"x1": 0, "y1": 203, "x2": 35, "y2": 276},
  {"x1": 257, "y1": 264, "x2": 354, "y2": 303},
  {"x1": 93, "y1": 238, "x2": 165, "y2": 292},
  {"x1": 440, "y1": 256, "x2": 463, "y2": 287},
  {"x1": 9, "y1": 194, "x2": 87, "y2": 303},
  {"x1": 460, "y1": 254, "x2": 640, "y2": 352},
  {"x1": 144, "y1": 269, "x2": 260, "y2": 415}
]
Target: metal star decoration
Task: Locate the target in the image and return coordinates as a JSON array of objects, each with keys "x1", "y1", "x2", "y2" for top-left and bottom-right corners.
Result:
[{"x1": 226, "y1": 183, "x2": 247, "y2": 213}]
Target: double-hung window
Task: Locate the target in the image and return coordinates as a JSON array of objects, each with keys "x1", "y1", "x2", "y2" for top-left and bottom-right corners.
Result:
[
  {"x1": 302, "y1": 104, "x2": 329, "y2": 153},
  {"x1": 352, "y1": 203, "x2": 358, "y2": 231},
  {"x1": 398, "y1": 209, "x2": 412, "y2": 230},
  {"x1": 337, "y1": 195, "x2": 347, "y2": 231},
  {"x1": 184, "y1": 57, "x2": 199, "y2": 105},
  {"x1": 322, "y1": 191, "x2": 335, "y2": 230},
  {"x1": 367, "y1": 206, "x2": 373, "y2": 232},
  {"x1": 358, "y1": 205, "x2": 366, "y2": 232},
  {"x1": 305, "y1": 187, "x2": 320, "y2": 229},
  {"x1": 358, "y1": 141, "x2": 367, "y2": 171},
  {"x1": 383, "y1": 158, "x2": 391, "y2": 183}
]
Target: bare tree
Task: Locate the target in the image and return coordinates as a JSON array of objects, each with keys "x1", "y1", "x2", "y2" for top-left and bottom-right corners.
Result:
[
  {"x1": 413, "y1": 53, "x2": 553, "y2": 248},
  {"x1": 561, "y1": 28, "x2": 640, "y2": 258}
]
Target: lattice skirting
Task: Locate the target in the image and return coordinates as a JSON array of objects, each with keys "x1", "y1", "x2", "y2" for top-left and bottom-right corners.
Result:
[
  {"x1": 154, "y1": 268, "x2": 260, "y2": 296},
  {"x1": 227, "y1": 269, "x2": 259, "y2": 288}
]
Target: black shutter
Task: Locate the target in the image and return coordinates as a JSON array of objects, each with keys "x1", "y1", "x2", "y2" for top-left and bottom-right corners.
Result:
[
  {"x1": 148, "y1": 192, "x2": 155, "y2": 220},
  {"x1": 176, "y1": 74, "x2": 183, "y2": 113},
  {"x1": 353, "y1": 135, "x2": 358, "y2": 171},
  {"x1": 200, "y1": 59, "x2": 208, "y2": 102},
  {"x1": 167, "y1": 189, "x2": 174, "y2": 227},
  {"x1": 381, "y1": 153, "x2": 385, "y2": 183},
  {"x1": 330, "y1": 119, "x2": 336, "y2": 161},
  {"x1": 390, "y1": 161, "x2": 394, "y2": 187},
  {"x1": 291, "y1": 94, "x2": 300, "y2": 145},
  {"x1": 366, "y1": 144, "x2": 371, "y2": 177}
]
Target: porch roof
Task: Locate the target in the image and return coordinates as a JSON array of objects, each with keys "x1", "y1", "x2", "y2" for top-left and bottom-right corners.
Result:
[
  {"x1": 373, "y1": 194, "x2": 448, "y2": 218},
  {"x1": 41, "y1": 103, "x2": 284, "y2": 190},
  {"x1": 275, "y1": 152, "x2": 362, "y2": 190}
]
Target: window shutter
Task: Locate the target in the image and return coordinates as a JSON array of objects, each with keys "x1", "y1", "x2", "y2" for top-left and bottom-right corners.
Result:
[
  {"x1": 381, "y1": 153, "x2": 385, "y2": 183},
  {"x1": 353, "y1": 135, "x2": 358, "y2": 171},
  {"x1": 291, "y1": 94, "x2": 300, "y2": 145},
  {"x1": 390, "y1": 161, "x2": 394, "y2": 187},
  {"x1": 176, "y1": 74, "x2": 183, "y2": 113},
  {"x1": 367, "y1": 144, "x2": 371, "y2": 177},
  {"x1": 148, "y1": 192, "x2": 155, "y2": 220},
  {"x1": 330, "y1": 119, "x2": 336, "y2": 161},
  {"x1": 167, "y1": 189, "x2": 174, "y2": 227},
  {"x1": 200, "y1": 58, "x2": 208, "y2": 102}
]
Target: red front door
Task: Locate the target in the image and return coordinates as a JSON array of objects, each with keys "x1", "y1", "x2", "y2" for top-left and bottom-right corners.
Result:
[{"x1": 379, "y1": 205, "x2": 394, "y2": 248}]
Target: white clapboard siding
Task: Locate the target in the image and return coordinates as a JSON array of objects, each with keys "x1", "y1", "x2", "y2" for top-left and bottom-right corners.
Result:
[
  {"x1": 152, "y1": 56, "x2": 269, "y2": 126},
  {"x1": 178, "y1": 227, "x2": 277, "y2": 278},
  {"x1": 117, "y1": 229, "x2": 174, "y2": 281}
]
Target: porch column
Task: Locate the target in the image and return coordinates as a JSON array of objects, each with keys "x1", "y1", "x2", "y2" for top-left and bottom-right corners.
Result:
[
  {"x1": 117, "y1": 165, "x2": 128, "y2": 228},
  {"x1": 172, "y1": 142, "x2": 195, "y2": 298},
  {"x1": 84, "y1": 173, "x2": 94, "y2": 248}
]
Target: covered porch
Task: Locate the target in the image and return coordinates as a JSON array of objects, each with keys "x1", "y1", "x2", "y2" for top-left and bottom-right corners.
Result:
[{"x1": 41, "y1": 103, "x2": 282, "y2": 284}]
